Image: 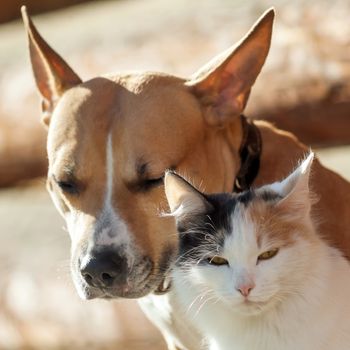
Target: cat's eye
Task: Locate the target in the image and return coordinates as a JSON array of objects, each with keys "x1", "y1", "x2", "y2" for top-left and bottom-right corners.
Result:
[
  {"x1": 207, "y1": 256, "x2": 229, "y2": 266},
  {"x1": 258, "y1": 248, "x2": 279, "y2": 261}
]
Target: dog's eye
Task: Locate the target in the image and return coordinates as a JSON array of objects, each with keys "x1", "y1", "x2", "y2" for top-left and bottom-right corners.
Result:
[
  {"x1": 257, "y1": 248, "x2": 279, "y2": 262},
  {"x1": 56, "y1": 180, "x2": 79, "y2": 195},
  {"x1": 142, "y1": 177, "x2": 164, "y2": 191},
  {"x1": 207, "y1": 256, "x2": 229, "y2": 266}
]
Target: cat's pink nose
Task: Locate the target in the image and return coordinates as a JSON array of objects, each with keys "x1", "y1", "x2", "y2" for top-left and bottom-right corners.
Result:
[{"x1": 237, "y1": 283, "x2": 255, "y2": 297}]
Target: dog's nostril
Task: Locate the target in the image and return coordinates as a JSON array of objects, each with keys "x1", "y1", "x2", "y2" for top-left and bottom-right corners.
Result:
[
  {"x1": 82, "y1": 272, "x2": 93, "y2": 285},
  {"x1": 101, "y1": 272, "x2": 114, "y2": 282},
  {"x1": 80, "y1": 251, "x2": 127, "y2": 288}
]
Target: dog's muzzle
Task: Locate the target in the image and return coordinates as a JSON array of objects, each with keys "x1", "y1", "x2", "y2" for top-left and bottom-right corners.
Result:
[
  {"x1": 80, "y1": 250, "x2": 128, "y2": 289},
  {"x1": 73, "y1": 247, "x2": 157, "y2": 299}
]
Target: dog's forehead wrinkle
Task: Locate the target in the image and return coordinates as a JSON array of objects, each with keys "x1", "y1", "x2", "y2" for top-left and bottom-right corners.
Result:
[
  {"x1": 137, "y1": 161, "x2": 148, "y2": 177},
  {"x1": 62, "y1": 164, "x2": 76, "y2": 177},
  {"x1": 127, "y1": 156, "x2": 169, "y2": 184},
  {"x1": 135, "y1": 158, "x2": 156, "y2": 180},
  {"x1": 49, "y1": 142, "x2": 73, "y2": 170}
]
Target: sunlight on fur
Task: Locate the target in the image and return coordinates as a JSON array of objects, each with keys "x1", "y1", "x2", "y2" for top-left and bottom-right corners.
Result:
[{"x1": 165, "y1": 153, "x2": 350, "y2": 350}]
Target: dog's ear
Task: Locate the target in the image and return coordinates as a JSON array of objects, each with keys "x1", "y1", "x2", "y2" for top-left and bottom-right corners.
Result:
[
  {"x1": 187, "y1": 8, "x2": 274, "y2": 126},
  {"x1": 21, "y1": 6, "x2": 82, "y2": 126}
]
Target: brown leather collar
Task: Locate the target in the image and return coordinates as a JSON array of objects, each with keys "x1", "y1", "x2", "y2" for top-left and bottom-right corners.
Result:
[{"x1": 233, "y1": 115, "x2": 262, "y2": 193}]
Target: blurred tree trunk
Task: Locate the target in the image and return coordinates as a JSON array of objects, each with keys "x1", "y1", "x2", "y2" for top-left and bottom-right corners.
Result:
[
  {"x1": 0, "y1": 121, "x2": 47, "y2": 187},
  {"x1": 250, "y1": 82, "x2": 350, "y2": 147}
]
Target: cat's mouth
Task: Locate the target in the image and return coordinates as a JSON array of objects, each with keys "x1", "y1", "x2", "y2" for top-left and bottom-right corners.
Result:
[
  {"x1": 233, "y1": 298, "x2": 272, "y2": 316},
  {"x1": 244, "y1": 299, "x2": 266, "y2": 307}
]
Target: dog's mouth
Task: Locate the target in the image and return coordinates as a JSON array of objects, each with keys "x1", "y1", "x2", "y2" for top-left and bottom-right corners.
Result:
[
  {"x1": 86, "y1": 285, "x2": 154, "y2": 300},
  {"x1": 71, "y1": 243, "x2": 176, "y2": 300},
  {"x1": 72, "y1": 259, "x2": 172, "y2": 300},
  {"x1": 77, "y1": 273, "x2": 167, "y2": 300}
]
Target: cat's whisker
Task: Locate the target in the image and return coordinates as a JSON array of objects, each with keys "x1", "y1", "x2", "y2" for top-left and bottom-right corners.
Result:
[
  {"x1": 187, "y1": 289, "x2": 212, "y2": 314},
  {"x1": 193, "y1": 294, "x2": 218, "y2": 319}
]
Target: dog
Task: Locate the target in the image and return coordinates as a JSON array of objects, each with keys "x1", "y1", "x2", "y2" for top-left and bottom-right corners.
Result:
[{"x1": 22, "y1": 7, "x2": 350, "y2": 350}]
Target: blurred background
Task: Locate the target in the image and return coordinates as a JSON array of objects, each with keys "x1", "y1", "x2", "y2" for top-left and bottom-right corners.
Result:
[{"x1": 0, "y1": 0, "x2": 349, "y2": 349}]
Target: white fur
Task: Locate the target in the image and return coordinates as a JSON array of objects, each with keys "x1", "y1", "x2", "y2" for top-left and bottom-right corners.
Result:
[
  {"x1": 61, "y1": 133, "x2": 132, "y2": 251},
  {"x1": 139, "y1": 292, "x2": 201, "y2": 350},
  {"x1": 94, "y1": 133, "x2": 131, "y2": 250},
  {"x1": 173, "y1": 218, "x2": 350, "y2": 350},
  {"x1": 262, "y1": 152, "x2": 313, "y2": 198},
  {"x1": 171, "y1": 155, "x2": 350, "y2": 350}
]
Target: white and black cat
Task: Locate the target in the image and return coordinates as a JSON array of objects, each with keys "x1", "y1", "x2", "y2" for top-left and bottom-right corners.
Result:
[{"x1": 164, "y1": 153, "x2": 350, "y2": 350}]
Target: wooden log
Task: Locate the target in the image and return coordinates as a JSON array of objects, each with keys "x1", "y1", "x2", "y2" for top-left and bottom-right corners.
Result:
[
  {"x1": 0, "y1": 121, "x2": 47, "y2": 187},
  {"x1": 250, "y1": 82, "x2": 350, "y2": 147}
]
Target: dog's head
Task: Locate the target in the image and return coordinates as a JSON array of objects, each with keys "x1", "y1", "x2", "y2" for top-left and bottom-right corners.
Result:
[{"x1": 22, "y1": 7, "x2": 274, "y2": 299}]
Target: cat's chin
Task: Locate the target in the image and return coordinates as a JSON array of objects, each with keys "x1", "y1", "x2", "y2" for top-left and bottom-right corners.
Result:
[{"x1": 226, "y1": 299, "x2": 274, "y2": 317}]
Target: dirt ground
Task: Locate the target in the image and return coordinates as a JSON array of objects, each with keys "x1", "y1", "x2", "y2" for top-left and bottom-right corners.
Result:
[{"x1": 0, "y1": 0, "x2": 349, "y2": 349}]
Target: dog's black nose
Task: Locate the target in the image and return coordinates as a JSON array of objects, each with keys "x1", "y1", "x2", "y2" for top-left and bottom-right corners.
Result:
[{"x1": 80, "y1": 250, "x2": 127, "y2": 288}]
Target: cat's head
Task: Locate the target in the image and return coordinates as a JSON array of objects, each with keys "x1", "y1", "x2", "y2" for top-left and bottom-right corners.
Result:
[{"x1": 164, "y1": 153, "x2": 317, "y2": 316}]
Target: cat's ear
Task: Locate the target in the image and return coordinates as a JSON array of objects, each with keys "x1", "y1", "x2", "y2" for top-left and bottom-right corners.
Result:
[
  {"x1": 268, "y1": 153, "x2": 314, "y2": 214},
  {"x1": 164, "y1": 172, "x2": 211, "y2": 219}
]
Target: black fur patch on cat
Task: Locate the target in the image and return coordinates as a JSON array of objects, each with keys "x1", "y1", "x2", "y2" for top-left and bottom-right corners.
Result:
[
  {"x1": 175, "y1": 190, "x2": 258, "y2": 267},
  {"x1": 175, "y1": 188, "x2": 283, "y2": 267},
  {"x1": 259, "y1": 190, "x2": 283, "y2": 203}
]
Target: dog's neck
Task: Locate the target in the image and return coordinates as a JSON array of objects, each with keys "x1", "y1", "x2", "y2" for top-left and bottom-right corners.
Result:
[
  {"x1": 254, "y1": 120, "x2": 308, "y2": 186},
  {"x1": 218, "y1": 115, "x2": 262, "y2": 193},
  {"x1": 233, "y1": 115, "x2": 262, "y2": 192}
]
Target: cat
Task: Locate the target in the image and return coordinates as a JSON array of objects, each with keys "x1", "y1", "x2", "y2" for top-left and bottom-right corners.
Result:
[{"x1": 164, "y1": 153, "x2": 350, "y2": 350}]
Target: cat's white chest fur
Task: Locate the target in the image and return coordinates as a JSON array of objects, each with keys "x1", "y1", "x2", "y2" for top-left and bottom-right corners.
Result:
[{"x1": 138, "y1": 290, "x2": 202, "y2": 350}]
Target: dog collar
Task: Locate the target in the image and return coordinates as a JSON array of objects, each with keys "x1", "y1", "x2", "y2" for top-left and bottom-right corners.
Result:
[{"x1": 233, "y1": 115, "x2": 262, "y2": 192}]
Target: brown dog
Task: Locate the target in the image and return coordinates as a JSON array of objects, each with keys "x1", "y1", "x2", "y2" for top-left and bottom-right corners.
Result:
[{"x1": 22, "y1": 7, "x2": 350, "y2": 350}]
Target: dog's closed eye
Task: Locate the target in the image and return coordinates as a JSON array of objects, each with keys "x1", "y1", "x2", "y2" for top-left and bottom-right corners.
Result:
[
  {"x1": 141, "y1": 177, "x2": 164, "y2": 191},
  {"x1": 57, "y1": 180, "x2": 79, "y2": 194},
  {"x1": 53, "y1": 176, "x2": 80, "y2": 195}
]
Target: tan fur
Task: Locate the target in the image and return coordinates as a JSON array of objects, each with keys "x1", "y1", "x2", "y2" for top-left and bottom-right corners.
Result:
[
  {"x1": 22, "y1": 6, "x2": 350, "y2": 297},
  {"x1": 248, "y1": 200, "x2": 316, "y2": 250},
  {"x1": 255, "y1": 121, "x2": 350, "y2": 256}
]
